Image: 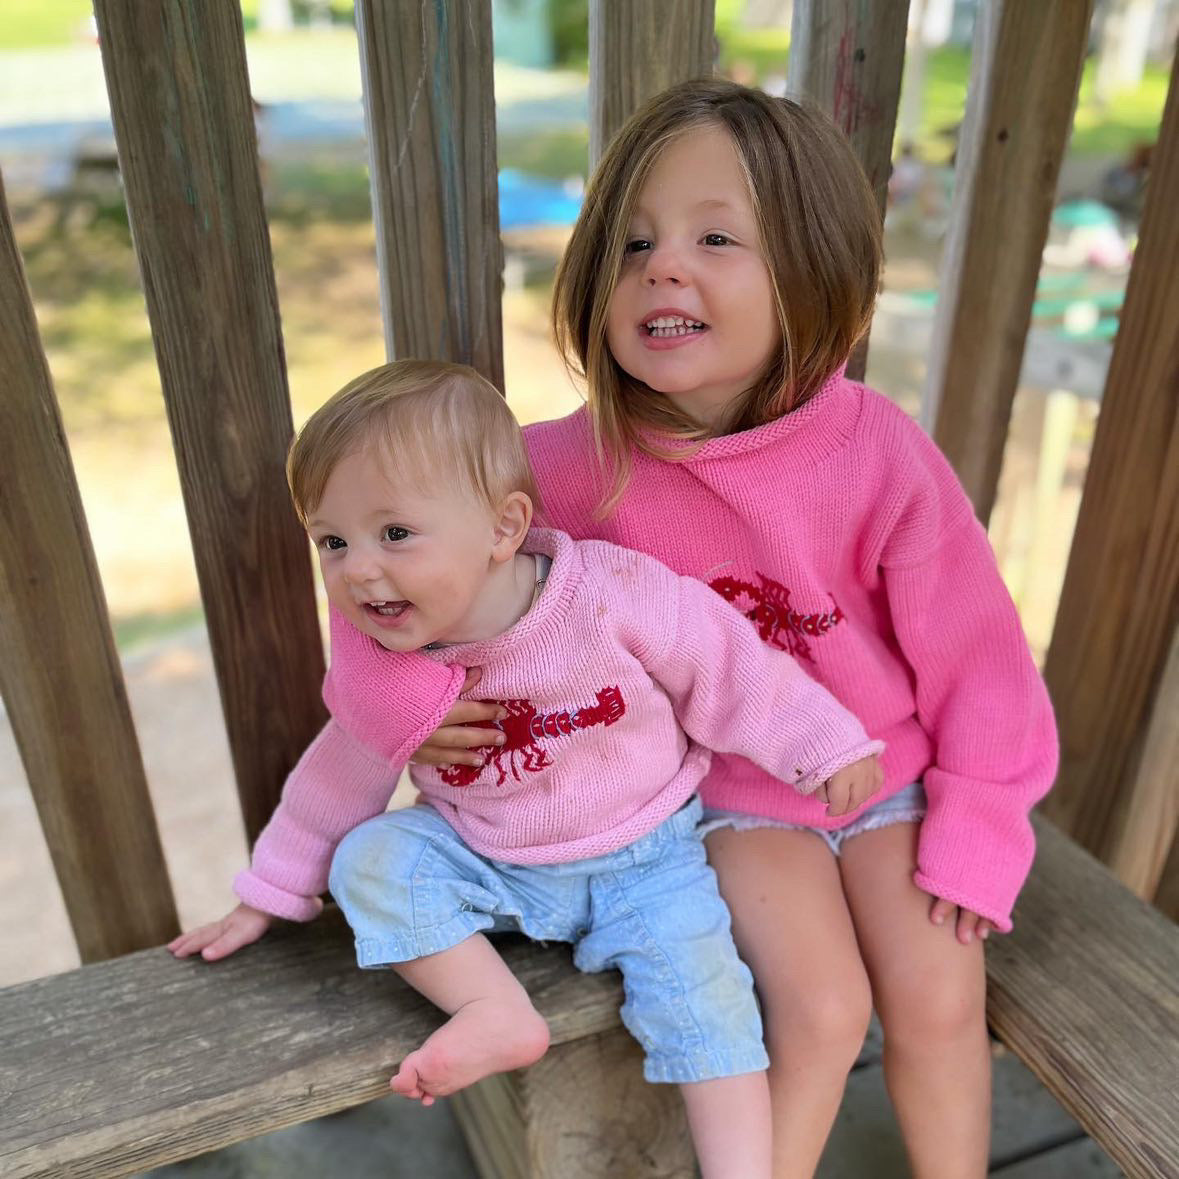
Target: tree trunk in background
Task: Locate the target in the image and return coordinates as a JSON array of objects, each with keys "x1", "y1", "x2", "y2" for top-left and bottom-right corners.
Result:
[{"x1": 1095, "y1": 0, "x2": 1157, "y2": 103}]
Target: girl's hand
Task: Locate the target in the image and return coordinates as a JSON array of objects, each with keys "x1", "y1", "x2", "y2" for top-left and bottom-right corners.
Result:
[
  {"x1": 820, "y1": 755, "x2": 884, "y2": 816},
  {"x1": 408, "y1": 668, "x2": 507, "y2": 768},
  {"x1": 929, "y1": 898, "x2": 997, "y2": 944},
  {"x1": 167, "y1": 902, "x2": 274, "y2": 961}
]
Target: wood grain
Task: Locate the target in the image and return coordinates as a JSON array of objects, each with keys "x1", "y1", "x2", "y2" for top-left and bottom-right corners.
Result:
[
  {"x1": 987, "y1": 816, "x2": 1179, "y2": 1179},
  {"x1": 920, "y1": 0, "x2": 1092, "y2": 523},
  {"x1": 0, "y1": 916, "x2": 626, "y2": 1178},
  {"x1": 787, "y1": 0, "x2": 908, "y2": 380},
  {"x1": 0, "y1": 172, "x2": 179, "y2": 962},
  {"x1": 355, "y1": 0, "x2": 504, "y2": 388},
  {"x1": 589, "y1": 0, "x2": 716, "y2": 165},
  {"x1": 1042, "y1": 47, "x2": 1179, "y2": 885},
  {"x1": 92, "y1": 0, "x2": 326, "y2": 841}
]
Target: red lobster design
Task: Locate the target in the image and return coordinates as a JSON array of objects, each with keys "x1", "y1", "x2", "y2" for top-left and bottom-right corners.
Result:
[
  {"x1": 710, "y1": 573, "x2": 844, "y2": 663},
  {"x1": 439, "y1": 686, "x2": 626, "y2": 788}
]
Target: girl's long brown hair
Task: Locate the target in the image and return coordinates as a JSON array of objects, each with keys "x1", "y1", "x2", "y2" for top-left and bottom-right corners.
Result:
[{"x1": 552, "y1": 79, "x2": 882, "y2": 513}]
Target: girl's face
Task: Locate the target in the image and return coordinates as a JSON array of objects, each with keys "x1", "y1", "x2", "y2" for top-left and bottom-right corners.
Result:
[
  {"x1": 308, "y1": 446, "x2": 501, "y2": 652},
  {"x1": 606, "y1": 124, "x2": 779, "y2": 428}
]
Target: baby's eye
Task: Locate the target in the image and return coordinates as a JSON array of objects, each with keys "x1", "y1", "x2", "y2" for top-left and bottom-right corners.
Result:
[
  {"x1": 702, "y1": 233, "x2": 731, "y2": 246},
  {"x1": 319, "y1": 535, "x2": 346, "y2": 552},
  {"x1": 382, "y1": 526, "x2": 410, "y2": 543},
  {"x1": 623, "y1": 238, "x2": 652, "y2": 254}
]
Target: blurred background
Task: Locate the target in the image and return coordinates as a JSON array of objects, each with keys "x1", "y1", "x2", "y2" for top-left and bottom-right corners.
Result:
[{"x1": 1, "y1": 0, "x2": 1173, "y2": 985}]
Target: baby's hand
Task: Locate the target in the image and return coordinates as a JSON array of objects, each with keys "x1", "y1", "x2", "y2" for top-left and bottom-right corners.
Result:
[
  {"x1": 167, "y1": 902, "x2": 273, "y2": 961},
  {"x1": 410, "y1": 667, "x2": 507, "y2": 769},
  {"x1": 819, "y1": 755, "x2": 884, "y2": 816}
]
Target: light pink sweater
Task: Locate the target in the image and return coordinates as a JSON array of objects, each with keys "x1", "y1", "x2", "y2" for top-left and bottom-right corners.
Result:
[
  {"x1": 319, "y1": 373, "x2": 1056, "y2": 930},
  {"x1": 235, "y1": 528, "x2": 880, "y2": 921}
]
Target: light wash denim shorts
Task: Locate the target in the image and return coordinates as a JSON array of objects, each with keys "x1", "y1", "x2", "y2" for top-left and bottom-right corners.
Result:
[
  {"x1": 328, "y1": 795, "x2": 768, "y2": 1084},
  {"x1": 700, "y1": 781, "x2": 927, "y2": 855}
]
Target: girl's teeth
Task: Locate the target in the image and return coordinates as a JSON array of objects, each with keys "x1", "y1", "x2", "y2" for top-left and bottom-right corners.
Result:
[{"x1": 645, "y1": 316, "x2": 704, "y2": 337}]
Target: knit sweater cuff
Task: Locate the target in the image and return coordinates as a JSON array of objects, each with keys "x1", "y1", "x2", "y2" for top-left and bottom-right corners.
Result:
[
  {"x1": 233, "y1": 870, "x2": 324, "y2": 923},
  {"x1": 913, "y1": 767, "x2": 1039, "y2": 933}
]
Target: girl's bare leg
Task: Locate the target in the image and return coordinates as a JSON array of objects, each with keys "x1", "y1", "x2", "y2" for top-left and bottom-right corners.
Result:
[
  {"x1": 680, "y1": 1071, "x2": 772, "y2": 1179},
  {"x1": 839, "y1": 822, "x2": 991, "y2": 1179},
  {"x1": 706, "y1": 827, "x2": 872, "y2": 1179},
  {"x1": 390, "y1": 933, "x2": 551, "y2": 1104}
]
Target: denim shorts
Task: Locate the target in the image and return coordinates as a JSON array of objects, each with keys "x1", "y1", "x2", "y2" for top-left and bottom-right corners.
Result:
[
  {"x1": 699, "y1": 781, "x2": 927, "y2": 855},
  {"x1": 328, "y1": 796, "x2": 768, "y2": 1084}
]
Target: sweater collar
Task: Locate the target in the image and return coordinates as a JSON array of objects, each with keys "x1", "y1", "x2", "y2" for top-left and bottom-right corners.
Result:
[
  {"x1": 637, "y1": 369, "x2": 860, "y2": 466},
  {"x1": 418, "y1": 527, "x2": 580, "y2": 667}
]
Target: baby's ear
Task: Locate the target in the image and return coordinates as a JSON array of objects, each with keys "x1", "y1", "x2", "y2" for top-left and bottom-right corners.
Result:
[{"x1": 491, "y1": 491, "x2": 533, "y2": 561}]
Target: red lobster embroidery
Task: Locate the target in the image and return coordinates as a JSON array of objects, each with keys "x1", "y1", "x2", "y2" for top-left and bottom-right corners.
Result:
[
  {"x1": 439, "y1": 687, "x2": 626, "y2": 788},
  {"x1": 710, "y1": 573, "x2": 843, "y2": 663}
]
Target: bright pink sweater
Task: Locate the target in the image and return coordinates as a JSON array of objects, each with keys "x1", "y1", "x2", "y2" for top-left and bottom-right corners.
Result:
[
  {"x1": 235, "y1": 528, "x2": 880, "y2": 921},
  {"x1": 520, "y1": 374, "x2": 1058, "y2": 931}
]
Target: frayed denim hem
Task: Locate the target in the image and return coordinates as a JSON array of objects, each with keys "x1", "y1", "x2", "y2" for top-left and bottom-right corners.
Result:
[{"x1": 642, "y1": 1043, "x2": 770, "y2": 1084}]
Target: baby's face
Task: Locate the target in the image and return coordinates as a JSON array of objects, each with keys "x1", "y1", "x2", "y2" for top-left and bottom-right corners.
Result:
[{"x1": 307, "y1": 446, "x2": 500, "y2": 651}]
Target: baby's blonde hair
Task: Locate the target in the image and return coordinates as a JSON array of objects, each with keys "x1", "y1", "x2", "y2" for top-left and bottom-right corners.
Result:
[
  {"x1": 287, "y1": 360, "x2": 541, "y2": 525},
  {"x1": 552, "y1": 79, "x2": 882, "y2": 511}
]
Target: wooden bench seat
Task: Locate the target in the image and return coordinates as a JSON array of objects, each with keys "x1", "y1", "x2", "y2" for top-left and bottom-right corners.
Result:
[{"x1": 2, "y1": 815, "x2": 1176, "y2": 1179}]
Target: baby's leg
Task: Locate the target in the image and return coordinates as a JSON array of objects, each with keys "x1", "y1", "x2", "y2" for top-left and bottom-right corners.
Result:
[
  {"x1": 390, "y1": 932, "x2": 550, "y2": 1104},
  {"x1": 840, "y1": 821, "x2": 990, "y2": 1178},
  {"x1": 680, "y1": 1073, "x2": 772, "y2": 1178},
  {"x1": 706, "y1": 825, "x2": 871, "y2": 1179}
]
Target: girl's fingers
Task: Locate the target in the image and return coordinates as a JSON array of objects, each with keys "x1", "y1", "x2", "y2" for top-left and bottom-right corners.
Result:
[
  {"x1": 441, "y1": 700, "x2": 504, "y2": 726},
  {"x1": 459, "y1": 667, "x2": 482, "y2": 693},
  {"x1": 929, "y1": 897, "x2": 955, "y2": 926}
]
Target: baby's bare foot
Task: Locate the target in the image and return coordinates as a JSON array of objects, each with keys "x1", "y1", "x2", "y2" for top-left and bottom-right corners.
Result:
[{"x1": 391, "y1": 995, "x2": 549, "y2": 1104}]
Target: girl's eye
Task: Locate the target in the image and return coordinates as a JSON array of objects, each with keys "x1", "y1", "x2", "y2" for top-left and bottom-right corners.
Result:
[
  {"x1": 623, "y1": 238, "x2": 652, "y2": 255},
  {"x1": 382, "y1": 526, "x2": 410, "y2": 543},
  {"x1": 320, "y1": 535, "x2": 346, "y2": 552},
  {"x1": 703, "y1": 233, "x2": 731, "y2": 247}
]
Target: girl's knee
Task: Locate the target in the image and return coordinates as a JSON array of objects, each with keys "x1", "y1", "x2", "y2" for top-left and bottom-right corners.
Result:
[
  {"x1": 878, "y1": 974, "x2": 987, "y2": 1051},
  {"x1": 763, "y1": 973, "x2": 873, "y2": 1061},
  {"x1": 329, "y1": 814, "x2": 418, "y2": 899}
]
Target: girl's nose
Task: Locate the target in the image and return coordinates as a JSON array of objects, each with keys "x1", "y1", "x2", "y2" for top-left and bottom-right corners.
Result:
[
  {"x1": 643, "y1": 243, "x2": 686, "y2": 286},
  {"x1": 343, "y1": 548, "x2": 381, "y2": 585}
]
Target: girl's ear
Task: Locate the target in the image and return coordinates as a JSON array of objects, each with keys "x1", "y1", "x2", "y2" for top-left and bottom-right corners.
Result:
[{"x1": 490, "y1": 491, "x2": 533, "y2": 562}]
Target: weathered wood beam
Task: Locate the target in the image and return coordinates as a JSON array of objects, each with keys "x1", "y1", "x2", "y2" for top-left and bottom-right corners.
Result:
[
  {"x1": 1043, "y1": 45, "x2": 1179, "y2": 886},
  {"x1": 91, "y1": 0, "x2": 325, "y2": 842},
  {"x1": 589, "y1": 0, "x2": 716, "y2": 165},
  {"x1": 355, "y1": 0, "x2": 503, "y2": 389},
  {"x1": 787, "y1": 0, "x2": 909, "y2": 380},
  {"x1": 920, "y1": 0, "x2": 1092, "y2": 522},
  {"x1": 0, "y1": 172, "x2": 179, "y2": 962}
]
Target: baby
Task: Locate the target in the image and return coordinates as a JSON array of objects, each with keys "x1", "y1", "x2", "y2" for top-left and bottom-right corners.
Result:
[{"x1": 171, "y1": 359, "x2": 883, "y2": 1178}]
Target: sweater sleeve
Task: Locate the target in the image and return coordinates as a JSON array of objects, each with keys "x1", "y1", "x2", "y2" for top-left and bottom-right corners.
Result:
[
  {"x1": 633, "y1": 561, "x2": 883, "y2": 792},
  {"x1": 322, "y1": 606, "x2": 467, "y2": 765},
  {"x1": 233, "y1": 718, "x2": 402, "y2": 921},
  {"x1": 880, "y1": 446, "x2": 1058, "y2": 933}
]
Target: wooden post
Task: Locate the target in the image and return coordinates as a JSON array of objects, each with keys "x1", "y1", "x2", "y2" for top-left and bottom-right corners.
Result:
[
  {"x1": 920, "y1": 1, "x2": 1092, "y2": 523},
  {"x1": 0, "y1": 172, "x2": 179, "y2": 960},
  {"x1": 589, "y1": 0, "x2": 716, "y2": 165},
  {"x1": 91, "y1": 0, "x2": 326, "y2": 841},
  {"x1": 355, "y1": 0, "x2": 504, "y2": 389},
  {"x1": 1042, "y1": 45, "x2": 1179, "y2": 892},
  {"x1": 786, "y1": 0, "x2": 908, "y2": 380}
]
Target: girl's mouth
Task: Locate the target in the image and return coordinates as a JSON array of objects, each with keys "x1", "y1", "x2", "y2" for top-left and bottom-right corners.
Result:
[
  {"x1": 643, "y1": 315, "x2": 707, "y2": 338},
  {"x1": 364, "y1": 600, "x2": 412, "y2": 628}
]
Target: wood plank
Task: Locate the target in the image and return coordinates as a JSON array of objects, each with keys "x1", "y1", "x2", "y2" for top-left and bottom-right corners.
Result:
[
  {"x1": 0, "y1": 917, "x2": 627, "y2": 1179},
  {"x1": 453, "y1": 1030, "x2": 694, "y2": 1179},
  {"x1": 1042, "y1": 46, "x2": 1179, "y2": 881},
  {"x1": 355, "y1": 0, "x2": 504, "y2": 389},
  {"x1": 588, "y1": 0, "x2": 716, "y2": 165},
  {"x1": 91, "y1": 0, "x2": 326, "y2": 841},
  {"x1": 787, "y1": 0, "x2": 908, "y2": 381},
  {"x1": 0, "y1": 172, "x2": 179, "y2": 963},
  {"x1": 985, "y1": 815, "x2": 1179, "y2": 1179},
  {"x1": 989, "y1": 1136, "x2": 1122, "y2": 1179},
  {"x1": 920, "y1": 0, "x2": 1092, "y2": 523}
]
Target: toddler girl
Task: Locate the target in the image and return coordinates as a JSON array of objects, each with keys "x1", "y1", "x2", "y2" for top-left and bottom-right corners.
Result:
[
  {"x1": 171, "y1": 359, "x2": 884, "y2": 1179},
  {"x1": 346, "y1": 82, "x2": 1058, "y2": 1178}
]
